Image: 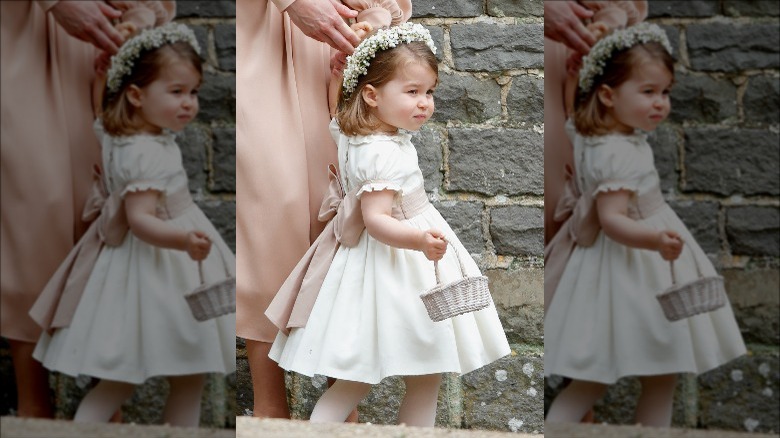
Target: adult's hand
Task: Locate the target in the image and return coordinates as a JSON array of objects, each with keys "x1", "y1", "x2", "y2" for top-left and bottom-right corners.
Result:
[
  {"x1": 50, "y1": 1, "x2": 125, "y2": 54},
  {"x1": 286, "y1": 0, "x2": 360, "y2": 54},
  {"x1": 544, "y1": 1, "x2": 596, "y2": 55}
]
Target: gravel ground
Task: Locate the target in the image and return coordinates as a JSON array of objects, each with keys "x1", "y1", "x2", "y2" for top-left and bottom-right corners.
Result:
[
  {"x1": 3, "y1": 416, "x2": 775, "y2": 437},
  {"x1": 0, "y1": 417, "x2": 234, "y2": 438},
  {"x1": 236, "y1": 418, "x2": 532, "y2": 437}
]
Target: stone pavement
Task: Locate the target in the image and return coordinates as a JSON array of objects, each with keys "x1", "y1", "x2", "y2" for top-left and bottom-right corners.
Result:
[{"x1": 3, "y1": 417, "x2": 779, "y2": 438}]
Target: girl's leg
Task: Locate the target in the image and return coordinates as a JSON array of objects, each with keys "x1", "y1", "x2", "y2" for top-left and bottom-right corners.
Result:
[
  {"x1": 635, "y1": 374, "x2": 677, "y2": 427},
  {"x1": 246, "y1": 339, "x2": 290, "y2": 418},
  {"x1": 8, "y1": 340, "x2": 53, "y2": 418},
  {"x1": 546, "y1": 379, "x2": 608, "y2": 424},
  {"x1": 398, "y1": 374, "x2": 442, "y2": 427},
  {"x1": 74, "y1": 380, "x2": 135, "y2": 423},
  {"x1": 327, "y1": 377, "x2": 359, "y2": 423},
  {"x1": 309, "y1": 379, "x2": 371, "y2": 423},
  {"x1": 164, "y1": 374, "x2": 207, "y2": 427}
]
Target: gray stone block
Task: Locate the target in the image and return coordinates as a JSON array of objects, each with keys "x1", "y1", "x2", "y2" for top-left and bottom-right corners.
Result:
[
  {"x1": 235, "y1": 357, "x2": 252, "y2": 416},
  {"x1": 724, "y1": 268, "x2": 780, "y2": 345},
  {"x1": 726, "y1": 206, "x2": 780, "y2": 256},
  {"x1": 687, "y1": 23, "x2": 780, "y2": 71},
  {"x1": 198, "y1": 200, "x2": 236, "y2": 252},
  {"x1": 176, "y1": 1, "x2": 236, "y2": 17},
  {"x1": 414, "y1": 126, "x2": 443, "y2": 191},
  {"x1": 485, "y1": 268, "x2": 543, "y2": 345},
  {"x1": 659, "y1": 24, "x2": 680, "y2": 59},
  {"x1": 724, "y1": 1, "x2": 780, "y2": 17},
  {"x1": 424, "y1": 25, "x2": 444, "y2": 62},
  {"x1": 191, "y1": 25, "x2": 209, "y2": 64},
  {"x1": 432, "y1": 73, "x2": 501, "y2": 123},
  {"x1": 744, "y1": 75, "x2": 780, "y2": 126},
  {"x1": 462, "y1": 351, "x2": 544, "y2": 433},
  {"x1": 698, "y1": 350, "x2": 780, "y2": 433},
  {"x1": 507, "y1": 75, "x2": 543, "y2": 125},
  {"x1": 647, "y1": 1, "x2": 719, "y2": 17},
  {"x1": 215, "y1": 23, "x2": 236, "y2": 72},
  {"x1": 178, "y1": 123, "x2": 210, "y2": 191},
  {"x1": 433, "y1": 201, "x2": 484, "y2": 254},
  {"x1": 683, "y1": 128, "x2": 780, "y2": 196},
  {"x1": 490, "y1": 206, "x2": 543, "y2": 256},
  {"x1": 411, "y1": 0, "x2": 482, "y2": 18},
  {"x1": 448, "y1": 128, "x2": 543, "y2": 196},
  {"x1": 647, "y1": 124, "x2": 679, "y2": 192},
  {"x1": 669, "y1": 73, "x2": 738, "y2": 124},
  {"x1": 451, "y1": 24, "x2": 543, "y2": 71},
  {"x1": 667, "y1": 200, "x2": 720, "y2": 254},
  {"x1": 487, "y1": 0, "x2": 543, "y2": 18},
  {"x1": 211, "y1": 127, "x2": 236, "y2": 193},
  {"x1": 199, "y1": 72, "x2": 236, "y2": 122}
]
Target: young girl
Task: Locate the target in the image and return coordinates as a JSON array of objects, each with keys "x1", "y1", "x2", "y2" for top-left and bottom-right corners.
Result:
[
  {"x1": 544, "y1": 23, "x2": 746, "y2": 426},
  {"x1": 265, "y1": 23, "x2": 511, "y2": 427},
  {"x1": 30, "y1": 23, "x2": 235, "y2": 426}
]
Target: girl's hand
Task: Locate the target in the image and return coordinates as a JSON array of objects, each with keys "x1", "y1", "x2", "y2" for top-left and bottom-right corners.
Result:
[
  {"x1": 656, "y1": 230, "x2": 683, "y2": 261},
  {"x1": 185, "y1": 231, "x2": 212, "y2": 261},
  {"x1": 419, "y1": 229, "x2": 447, "y2": 261},
  {"x1": 351, "y1": 21, "x2": 373, "y2": 40},
  {"x1": 330, "y1": 51, "x2": 348, "y2": 76}
]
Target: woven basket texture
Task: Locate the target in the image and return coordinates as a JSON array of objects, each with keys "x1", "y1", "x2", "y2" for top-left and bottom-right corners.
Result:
[
  {"x1": 186, "y1": 276, "x2": 236, "y2": 322},
  {"x1": 657, "y1": 275, "x2": 726, "y2": 321}
]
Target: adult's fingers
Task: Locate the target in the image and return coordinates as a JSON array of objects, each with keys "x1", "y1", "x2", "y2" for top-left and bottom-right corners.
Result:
[
  {"x1": 97, "y1": 2, "x2": 123, "y2": 20},
  {"x1": 325, "y1": 23, "x2": 358, "y2": 54},
  {"x1": 90, "y1": 24, "x2": 120, "y2": 54},
  {"x1": 331, "y1": 0, "x2": 358, "y2": 19},
  {"x1": 570, "y1": 2, "x2": 594, "y2": 21},
  {"x1": 562, "y1": 26, "x2": 591, "y2": 55}
]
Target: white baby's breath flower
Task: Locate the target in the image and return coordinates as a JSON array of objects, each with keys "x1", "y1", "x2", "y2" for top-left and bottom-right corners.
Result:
[
  {"x1": 107, "y1": 23, "x2": 201, "y2": 94},
  {"x1": 342, "y1": 22, "x2": 436, "y2": 96},
  {"x1": 579, "y1": 23, "x2": 672, "y2": 93}
]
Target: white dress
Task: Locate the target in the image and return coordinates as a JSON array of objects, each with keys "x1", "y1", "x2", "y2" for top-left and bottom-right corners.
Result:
[
  {"x1": 269, "y1": 120, "x2": 511, "y2": 384},
  {"x1": 34, "y1": 124, "x2": 236, "y2": 384},
  {"x1": 544, "y1": 124, "x2": 746, "y2": 384}
]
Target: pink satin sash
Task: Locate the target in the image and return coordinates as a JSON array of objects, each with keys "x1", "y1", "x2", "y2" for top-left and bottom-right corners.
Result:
[
  {"x1": 265, "y1": 165, "x2": 430, "y2": 334},
  {"x1": 29, "y1": 166, "x2": 193, "y2": 330}
]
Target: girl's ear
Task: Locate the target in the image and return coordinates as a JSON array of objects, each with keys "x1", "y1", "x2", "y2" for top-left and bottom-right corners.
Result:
[
  {"x1": 361, "y1": 84, "x2": 379, "y2": 108},
  {"x1": 126, "y1": 84, "x2": 144, "y2": 108},
  {"x1": 597, "y1": 84, "x2": 615, "y2": 108}
]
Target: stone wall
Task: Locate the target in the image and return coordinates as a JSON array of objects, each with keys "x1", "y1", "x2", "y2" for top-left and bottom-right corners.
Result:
[
  {"x1": 544, "y1": 0, "x2": 780, "y2": 433},
  {"x1": 0, "y1": 0, "x2": 238, "y2": 428},
  {"x1": 234, "y1": 0, "x2": 546, "y2": 434}
]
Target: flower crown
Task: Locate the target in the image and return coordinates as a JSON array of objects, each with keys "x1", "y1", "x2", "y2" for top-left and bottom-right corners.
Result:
[
  {"x1": 579, "y1": 22, "x2": 672, "y2": 93},
  {"x1": 106, "y1": 23, "x2": 201, "y2": 94},
  {"x1": 342, "y1": 22, "x2": 436, "y2": 96}
]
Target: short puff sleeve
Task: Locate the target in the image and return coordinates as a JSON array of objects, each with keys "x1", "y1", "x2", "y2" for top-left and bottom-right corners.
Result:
[
  {"x1": 111, "y1": 138, "x2": 174, "y2": 198},
  {"x1": 348, "y1": 139, "x2": 407, "y2": 199},
  {"x1": 586, "y1": 138, "x2": 646, "y2": 197}
]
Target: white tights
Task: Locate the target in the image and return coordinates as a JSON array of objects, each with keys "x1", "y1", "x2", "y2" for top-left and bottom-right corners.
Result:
[
  {"x1": 74, "y1": 374, "x2": 206, "y2": 427},
  {"x1": 546, "y1": 374, "x2": 677, "y2": 427},
  {"x1": 310, "y1": 374, "x2": 442, "y2": 427}
]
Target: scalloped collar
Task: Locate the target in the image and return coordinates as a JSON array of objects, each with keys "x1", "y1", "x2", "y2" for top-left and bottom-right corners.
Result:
[
  {"x1": 348, "y1": 129, "x2": 413, "y2": 146},
  {"x1": 580, "y1": 128, "x2": 648, "y2": 148},
  {"x1": 109, "y1": 129, "x2": 177, "y2": 148}
]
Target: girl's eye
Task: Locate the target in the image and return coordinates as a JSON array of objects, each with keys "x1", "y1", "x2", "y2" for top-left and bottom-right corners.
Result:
[
  {"x1": 427, "y1": 89, "x2": 435, "y2": 95},
  {"x1": 191, "y1": 89, "x2": 199, "y2": 96},
  {"x1": 408, "y1": 90, "x2": 418, "y2": 95}
]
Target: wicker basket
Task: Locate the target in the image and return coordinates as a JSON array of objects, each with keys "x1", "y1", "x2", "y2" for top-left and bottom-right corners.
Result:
[
  {"x1": 185, "y1": 261, "x2": 236, "y2": 322},
  {"x1": 656, "y1": 258, "x2": 726, "y2": 322},
  {"x1": 420, "y1": 241, "x2": 491, "y2": 322}
]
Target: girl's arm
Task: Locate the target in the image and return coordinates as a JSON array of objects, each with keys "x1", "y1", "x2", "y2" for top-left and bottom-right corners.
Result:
[
  {"x1": 124, "y1": 190, "x2": 211, "y2": 260},
  {"x1": 361, "y1": 190, "x2": 447, "y2": 261},
  {"x1": 596, "y1": 189, "x2": 682, "y2": 260}
]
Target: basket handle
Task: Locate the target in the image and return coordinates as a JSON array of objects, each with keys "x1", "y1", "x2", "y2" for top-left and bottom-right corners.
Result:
[
  {"x1": 433, "y1": 238, "x2": 469, "y2": 285},
  {"x1": 198, "y1": 260, "x2": 205, "y2": 285},
  {"x1": 668, "y1": 237, "x2": 703, "y2": 285}
]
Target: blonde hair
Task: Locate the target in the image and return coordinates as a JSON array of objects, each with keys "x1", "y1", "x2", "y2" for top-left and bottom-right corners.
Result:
[
  {"x1": 336, "y1": 41, "x2": 438, "y2": 136},
  {"x1": 102, "y1": 42, "x2": 202, "y2": 136},
  {"x1": 574, "y1": 42, "x2": 674, "y2": 136}
]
